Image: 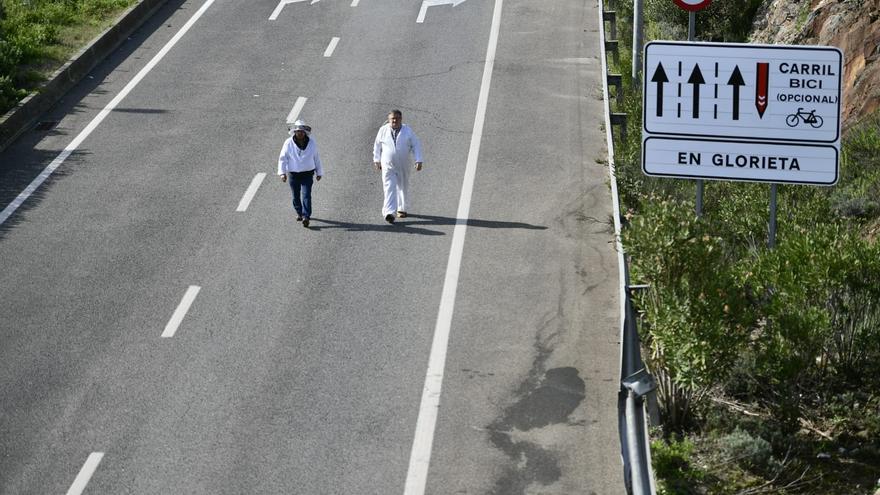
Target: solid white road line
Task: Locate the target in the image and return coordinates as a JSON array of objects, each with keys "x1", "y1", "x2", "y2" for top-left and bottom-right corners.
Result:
[
  {"x1": 236, "y1": 173, "x2": 266, "y2": 212},
  {"x1": 351, "y1": 0, "x2": 360, "y2": 6},
  {"x1": 162, "y1": 285, "x2": 201, "y2": 338},
  {"x1": 66, "y1": 452, "x2": 104, "y2": 495},
  {"x1": 286, "y1": 97, "x2": 307, "y2": 124},
  {"x1": 0, "y1": 0, "x2": 218, "y2": 228},
  {"x1": 323, "y1": 37, "x2": 340, "y2": 57},
  {"x1": 403, "y1": 0, "x2": 504, "y2": 493}
]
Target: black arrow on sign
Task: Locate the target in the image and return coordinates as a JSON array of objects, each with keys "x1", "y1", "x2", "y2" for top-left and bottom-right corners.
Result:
[
  {"x1": 651, "y1": 62, "x2": 668, "y2": 117},
  {"x1": 727, "y1": 65, "x2": 745, "y2": 120},
  {"x1": 688, "y1": 64, "x2": 705, "y2": 118}
]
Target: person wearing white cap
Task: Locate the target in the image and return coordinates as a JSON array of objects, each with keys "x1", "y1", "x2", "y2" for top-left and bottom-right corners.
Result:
[
  {"x1": 278, "y1": 120, "x2": 323, "y2": 228},
  {"x1": 373, "y1": 109, "x2": 423, "y2": 223}
]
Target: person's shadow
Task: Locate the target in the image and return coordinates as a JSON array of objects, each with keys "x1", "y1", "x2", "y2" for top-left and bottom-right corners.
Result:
[{"x1": 305, "y1": 213, "x2": 547, "y2": 235}]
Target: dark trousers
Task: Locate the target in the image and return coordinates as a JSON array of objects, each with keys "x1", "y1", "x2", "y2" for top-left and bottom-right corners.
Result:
[{"x1": 288, "y1": 170, "x2": 314, "y2": 218}]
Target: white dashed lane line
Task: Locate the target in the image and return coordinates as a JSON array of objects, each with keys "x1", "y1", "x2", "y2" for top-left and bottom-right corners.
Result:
[
  {"x1": 323, "y1": 37, "x2": 340, "y2": 57},
  {"x1": 286, "y1": 97, "x2": 308, "y2": 124},
  {"x1": 162, "y1": 286, "x2": 201, "y2": 338},
  {"x1": 66, "y1": 452, "x2": 103, "y2": 495},
  {"x1": 236, "y1": 173, "x2": 267, "y2": 212}
]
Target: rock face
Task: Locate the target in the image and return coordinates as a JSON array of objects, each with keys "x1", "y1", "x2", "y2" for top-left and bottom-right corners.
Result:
[{"x1": 750, "y1": 0, "x2": 880, "y2": 130}]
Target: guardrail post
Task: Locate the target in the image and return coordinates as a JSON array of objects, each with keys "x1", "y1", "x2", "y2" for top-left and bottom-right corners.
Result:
[
  {"x1": 610, "y1": 112, "x2": 627, "y2": 143},
  {"x1": 605, "y1": 40, "x2": 619, "y2": 65},
  {"x1": 603, "y1": 10, "x2": 617, "y2": 40},
  {"x1": 607, "y1": 73, "x2": 623, "y2": 104}
]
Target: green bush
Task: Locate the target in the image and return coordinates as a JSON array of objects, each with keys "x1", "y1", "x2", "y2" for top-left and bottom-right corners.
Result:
[
  {"x1": 716, "y1": 428, "x2": 775, "y2": 471},
  {"x1": 627, "y1": 199, "x2": 755, "y2": 387},
  {"x1": 645, "y1": 0, "x2": 764, "y2": 42},
  {"x1": 651, "y1": 435, "x2": 706, "y2": 495},
  {"x1": 0, "y1": 74, "x2": 26, "y2": 112},
  {"x1": 833, "y1": 113, "x2": 880, "y2": 225},
  {"x1": 625, "y1": 198, "x2": 756, "y2": 430},
  {"x1": 732, "y1": 225, "x2": 880, "y2": 424}
]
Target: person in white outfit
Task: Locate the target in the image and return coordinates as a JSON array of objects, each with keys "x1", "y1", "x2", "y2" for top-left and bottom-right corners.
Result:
[
  {"x1": 278, "y1": 120, "x2": 323, "y2": 228},
  {"x1": 373, "y1": 109, "x2": 423, "y2": 223}
]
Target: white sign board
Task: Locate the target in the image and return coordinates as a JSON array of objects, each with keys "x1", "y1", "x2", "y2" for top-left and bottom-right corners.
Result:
[
  {"x1": 642, "y1": 41, "x2": 842, "y2": 185},
  {"x1": 643, "y1": 138, "x2": 838, "y2": 185}
]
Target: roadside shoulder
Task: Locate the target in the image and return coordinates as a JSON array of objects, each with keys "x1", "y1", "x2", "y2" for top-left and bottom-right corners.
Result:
[{"x1": 0, "y1": 0, "x2": 170, "y2": 153}]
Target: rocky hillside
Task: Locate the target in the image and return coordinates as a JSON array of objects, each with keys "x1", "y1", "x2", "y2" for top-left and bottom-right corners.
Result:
[{"x1": 750, "y1": 0, "x2": 880, "y2": 131}]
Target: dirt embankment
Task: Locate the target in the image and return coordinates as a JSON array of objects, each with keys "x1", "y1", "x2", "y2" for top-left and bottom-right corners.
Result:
[{"x1": 750, "y1": 0, "x2": 880, "y2": 131}]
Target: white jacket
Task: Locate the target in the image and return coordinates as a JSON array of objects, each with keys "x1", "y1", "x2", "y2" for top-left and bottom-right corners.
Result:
[
  {"x1": 373, "y1": 124, "x2": 423, "y2": 169},
  {"x1": 278, "y1": 137, "x2": 324, "y2": 176}
]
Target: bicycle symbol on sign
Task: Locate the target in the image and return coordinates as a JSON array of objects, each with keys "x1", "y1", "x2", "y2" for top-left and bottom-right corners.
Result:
[{"x1": 785, "y1": 108, "x2": 824, "y2": 128}]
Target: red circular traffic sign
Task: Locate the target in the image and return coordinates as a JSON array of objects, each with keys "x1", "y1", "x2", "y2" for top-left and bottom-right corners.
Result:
[{"x1": 673, "y1": 0, "x2": 711, "y2": 11}]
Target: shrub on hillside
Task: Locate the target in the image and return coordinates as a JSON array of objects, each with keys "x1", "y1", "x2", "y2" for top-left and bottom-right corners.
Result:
[
  {"x1": 651, "y1": 435, "x2": 707, "y2": 495},
  {"x1": 645, "y1": 0, "x2": 764, "y2": 42},
  {"x1": 732, "y1": 224, "x2": 880, "y2": 426},
  {"x1": 625, "y1": 198, "x2": 756, "y2": 429},
  {"x1": 716, "y1": 428, "x2": 777, "y2": 472}
]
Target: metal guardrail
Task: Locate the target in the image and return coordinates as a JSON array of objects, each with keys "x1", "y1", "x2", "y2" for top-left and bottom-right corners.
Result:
[{"x1": 596, "y1": 2, "x2": 658, "y2": 494}]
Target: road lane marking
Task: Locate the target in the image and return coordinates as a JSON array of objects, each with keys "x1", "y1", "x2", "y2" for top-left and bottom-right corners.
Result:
[
  {"x1": 323, "y1": 37, "x2": 340, "y2": 57},
  {"x1": 286, "y1": 97, "x2": 307, "y2": 124},
  {"x1": 351, "y1": 0, "x2": 359, "y2": 5},
  {"x1": 416, "y1": 2, "x2": 429, "y2": 23},
  {"x1": 403, "y1": 0, "x2": 503, "y2": 493},
  {"x1": 269, "y1": 0, "x2": 285, "y2": 20},
  {"x1": 66, "y1": 452, "x2": 103, "y2": 495},
  {"x1": 236, "y1": 173, "x2": 266, "y2": 212},
  {"x1": 270, "y1": 0, "x2": 321, "y2": 20},
  {"x1": 270, "y1": 0, "x2": 305, "y2": 20},
  {"x1": 162, "y1": 285, "x2": 201, "y2": 338},
  {"x1": 0, "y1": 0, "x2": 218, "y2": 227},
  {"x1": 417, "y1": 0, "x2": 468, "y2": 23}
]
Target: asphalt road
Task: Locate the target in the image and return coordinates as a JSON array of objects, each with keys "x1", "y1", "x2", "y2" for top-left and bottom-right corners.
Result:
[{"x1": 0, "y1": 0, "x2": 623, "y2": 493}]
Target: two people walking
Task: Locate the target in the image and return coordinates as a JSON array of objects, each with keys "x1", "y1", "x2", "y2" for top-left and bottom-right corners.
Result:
[{"x1": 277, "y1": 110, "x2": 423, "y2": 227}]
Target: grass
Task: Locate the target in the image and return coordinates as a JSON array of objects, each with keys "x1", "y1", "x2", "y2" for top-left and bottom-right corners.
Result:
[{"x1": 659, "y1": 398, "x2": 880, "y2": 494}]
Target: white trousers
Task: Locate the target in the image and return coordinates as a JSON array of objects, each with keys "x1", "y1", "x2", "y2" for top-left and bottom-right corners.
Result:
[{"x1": 381, "y1": 165, "x2": 410, "y2": 216}]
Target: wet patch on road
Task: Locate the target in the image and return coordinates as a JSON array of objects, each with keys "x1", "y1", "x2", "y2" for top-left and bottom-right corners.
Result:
[{"x1": 488, "y1": 367, "x2": 586, "y2": 494}]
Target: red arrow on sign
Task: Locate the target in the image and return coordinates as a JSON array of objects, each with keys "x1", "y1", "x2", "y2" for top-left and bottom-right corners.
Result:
[
  {"x1": 673, "y1": 0, "x2": 711, "y2": 12},
  {"x1": 755, "y1": 62, "x2": 769, "y2": 118}
]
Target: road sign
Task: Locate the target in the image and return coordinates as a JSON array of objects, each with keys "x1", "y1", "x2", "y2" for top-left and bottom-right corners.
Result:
[
  {"x1": 643, "y1": 137, "x2": 838, "y2": 185},
  {"x1": 642, "y1": 41, "x2": 842, "y2": 185},
  {"x1": 673, "y1": 0, "x2": 711, "y2": 12}
]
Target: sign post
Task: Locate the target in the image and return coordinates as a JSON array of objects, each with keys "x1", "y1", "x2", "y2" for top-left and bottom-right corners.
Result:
[
  {"x1": 632, "y1": 0, "x2": 644, "y2": 82},
  {"x1": 688, "y1": 9, "x2": 699, "y2": 215},
  {"x1": 769, "y1": 184, "x2": 778, "y2": 248}
]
